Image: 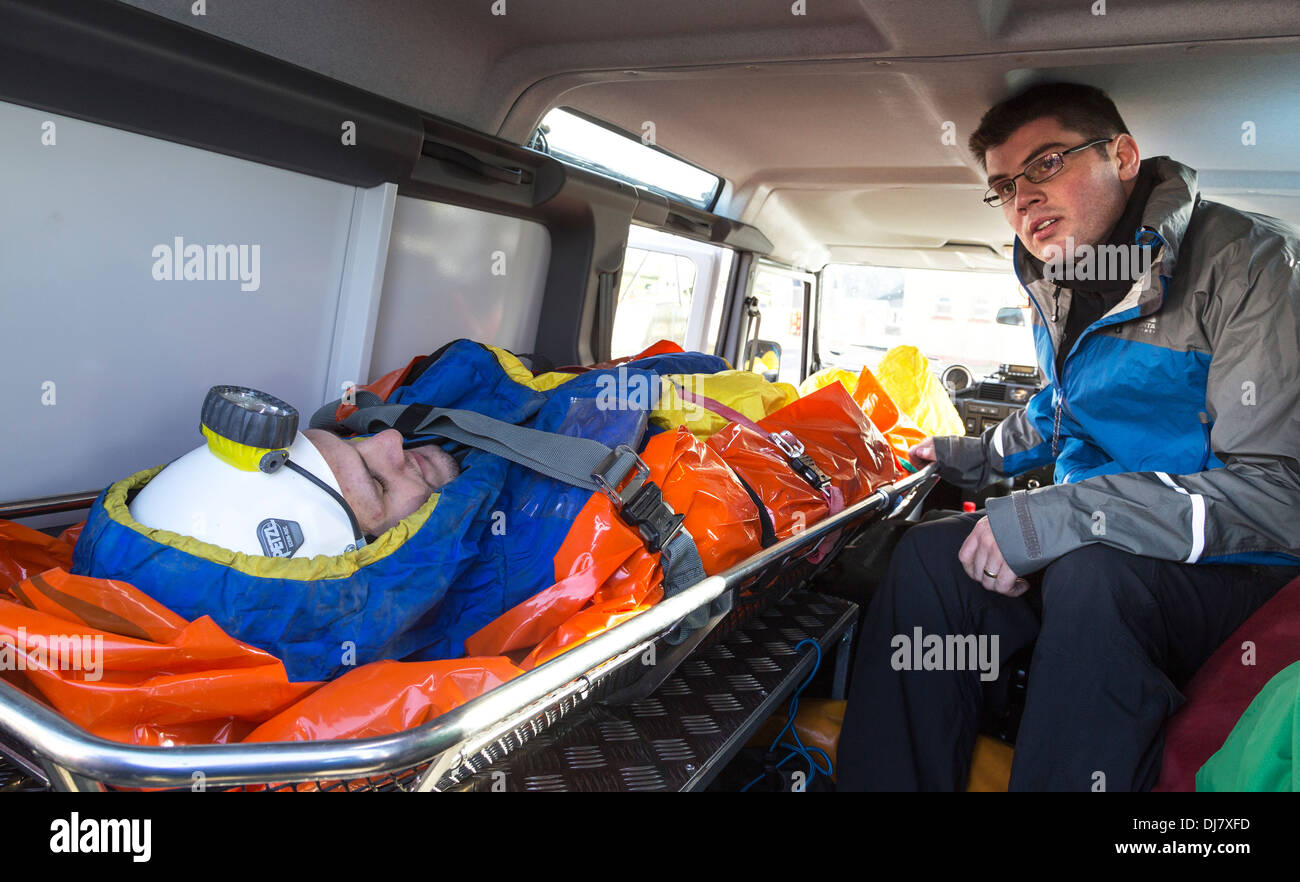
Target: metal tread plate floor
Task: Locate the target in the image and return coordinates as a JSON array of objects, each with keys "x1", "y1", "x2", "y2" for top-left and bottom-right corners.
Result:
[{"x1": 452, "y1": 591, "x2": 858, "y2": 792}]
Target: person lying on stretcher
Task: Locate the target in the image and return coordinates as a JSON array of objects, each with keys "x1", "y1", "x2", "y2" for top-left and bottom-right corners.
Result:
[{"x1": 129, "y1": 385, "x2": 460, "y2": 560}]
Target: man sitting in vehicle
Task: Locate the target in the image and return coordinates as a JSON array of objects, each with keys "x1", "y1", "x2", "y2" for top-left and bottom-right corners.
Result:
[{"x1": 838, "y1": 82, "x2": 1300, "y2": 791}]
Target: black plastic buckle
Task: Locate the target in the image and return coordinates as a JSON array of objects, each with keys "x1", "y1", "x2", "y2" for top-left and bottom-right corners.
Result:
[
  {"x1": 769, "y1": 430, "x2": 831, "y2": 493},
  {"x1": 592, "y1": 444, "x2": 685, "y2": 553},
  {"x1": 789, "y1": 452, "x2": 832, "y2": 493},
  {"x1": 621, "y1": 480, "x2": 686, "y2": 553}
]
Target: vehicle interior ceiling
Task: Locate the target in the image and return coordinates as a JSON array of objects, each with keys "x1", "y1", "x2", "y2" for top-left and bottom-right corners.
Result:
[{"x1": 124, "y1": 0, "x2": 1300, "y2": 278}]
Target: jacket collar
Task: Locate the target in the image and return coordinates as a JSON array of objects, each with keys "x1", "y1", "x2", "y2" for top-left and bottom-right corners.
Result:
[{"x1": 1141, "y1": 156, "x2": 1199, "y2": 275}]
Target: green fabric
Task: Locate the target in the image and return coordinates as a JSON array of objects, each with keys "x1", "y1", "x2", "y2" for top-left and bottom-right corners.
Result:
[{"x1": 1197, "y1": 661, "x2": 1300, "y2": 791}]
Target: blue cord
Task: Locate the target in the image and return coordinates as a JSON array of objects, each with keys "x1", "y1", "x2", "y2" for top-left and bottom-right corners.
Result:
[{"x1": 741, "y1": 638, "x2": 834, "y2": 791}]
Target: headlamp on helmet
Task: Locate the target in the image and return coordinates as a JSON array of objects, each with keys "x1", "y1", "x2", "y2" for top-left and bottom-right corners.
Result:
[{"x1": 129, "y1": 386, "x2": 366, "y2": 558}]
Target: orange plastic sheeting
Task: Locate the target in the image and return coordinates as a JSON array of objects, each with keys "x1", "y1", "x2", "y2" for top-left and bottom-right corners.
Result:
[
  {"x1": 758, "y1": 381, "x2": 897, "y2": 505},
  {"x1": 852, "y1": 366, "x2": 927, "y2": 462},
  {"x1": 707, "y1": 421, "x2": 829, "y2": 540},
  {"x1": 59, "y1": 521, "x2": 86, "y2": 551},
  {"x1": 1, "y1": 520, "x2": 77, "y2": 596},
  {"x1": 466, "y1": 426, "x2": 762, "y2": 660},
  {"x1": 521, "y1": 597, "x2": 653, "y2": 670},
  {"x1": 527, "y1": 395, "x2": 894, "y2": 663},
  {"x1": 652, "y1": 426, "x2": 764, "y2": 573},
  {"x1": 463, "y1": 497, "x2": 649, "y2": 655},
  {"x1": 516, "y1": 528, "x2": 670, "y2": 670},
  {"x1": 631, "y1": 339, "x2": 687, "y2": 360},
  {"x1": 0, "y1": 568, "x2": 318, "y2": 746},
  {"x1": 0, "y1": 522, "x2": 528, "y2": 749},
  {"x1": 708, "y1": 382, "x2": 897, "y2": 539},
  {"x1": 245, "y1": 657, "x2": 524, "y2": 742}
]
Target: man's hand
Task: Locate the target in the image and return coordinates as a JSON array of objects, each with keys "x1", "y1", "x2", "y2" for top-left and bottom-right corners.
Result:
[
  {"x1": 908, "y1": 437, "x2": 937, "y2": 465},
  {"x1": 958, "y1": 516, "x2": 1030, "y2": 597}
]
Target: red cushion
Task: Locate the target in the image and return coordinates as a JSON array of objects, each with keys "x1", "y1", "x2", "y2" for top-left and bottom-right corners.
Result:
[{"x1": 1154, "y1": 575, "x2": 1300, "y2": 791}]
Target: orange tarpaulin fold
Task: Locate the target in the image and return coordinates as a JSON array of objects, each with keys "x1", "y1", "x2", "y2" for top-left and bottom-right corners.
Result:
[
  {"x1": 0, "y1": 518, "x2": 77, "y2": 597},
  {"x1": 0, "y1": 521, "x2": 523, "y2": 749},
  {"x1": 0, "y1": 573, "x2": 319, "y2": 746},
  {"x1": 244, "y1": 657, "x2": 524, "y2": 742},
  {"x1": 709, "y1": 381, "x2": 897, "y2": 539},
  {"x1": 853, "y1": 366, "x2": 927, "y2": 464}
]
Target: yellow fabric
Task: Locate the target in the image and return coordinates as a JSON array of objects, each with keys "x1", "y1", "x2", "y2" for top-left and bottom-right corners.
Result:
[
  {"x1": 874, "y1": 345, "x2": 966, "y2": 437},
  {"x1": 966, "y1": 735, "x2": 1014, "y2": 792},
  {"x1": 101, "y1": 466, "x2": 441, "y2": 581},
  {"x1": 798, "y1": 366, "x2": 860, "y2": 399},
  {"x1": 653, "y1": 371, "x2": 799, "y2": 440},
  {"x1": 482, "y1": 344, "x2": 576, "y2": 392},
  {"x1": 528, "y1": 371, "x2": 579, "y2": 391}
]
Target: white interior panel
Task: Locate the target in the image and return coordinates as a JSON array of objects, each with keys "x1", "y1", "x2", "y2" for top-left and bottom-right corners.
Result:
[
  {"x1": 368, "y1": 196, "x2": 551, "y2": 379},
  {"x1": 323, "y1": 182, "x2": 399, "y2": 404},
  {"x1": 0, "y1": 101, "x2": 358, "y2": 504}
]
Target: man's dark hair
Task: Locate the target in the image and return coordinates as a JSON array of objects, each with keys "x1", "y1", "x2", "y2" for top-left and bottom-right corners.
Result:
[{"x1": 968, "y1": 82, "x2": 1130, "y2": 170}]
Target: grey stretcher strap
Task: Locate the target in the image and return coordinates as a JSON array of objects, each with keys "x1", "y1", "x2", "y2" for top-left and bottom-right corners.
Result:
[
  {"x1": 307, "y1": 390, "x2": 385, "y2": 431},
  {"x1": 342, "y1": 404, "x2": 630, "y2": 492},
  {"x1": 341, "y1": 404, "x2": 706, "y2": 599}
]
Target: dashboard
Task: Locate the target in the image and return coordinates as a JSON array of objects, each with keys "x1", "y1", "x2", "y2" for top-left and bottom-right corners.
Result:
[
  {"x1": 944, "y1": 363, "x2": 1042, "y2": 437},
  {"x1": 941, "y1": 363, "x2": 1054, "y2": 505}
]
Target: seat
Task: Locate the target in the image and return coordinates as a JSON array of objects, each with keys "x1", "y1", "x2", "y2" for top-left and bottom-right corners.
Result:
[{"x1": 1154, "y1": 575, "x2": 1300, "y2": 791}]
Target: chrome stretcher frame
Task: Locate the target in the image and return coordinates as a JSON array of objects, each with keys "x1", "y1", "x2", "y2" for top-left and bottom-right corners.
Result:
[{"x1": 0, "y1": 465, "x2": 937, "y2": 792}]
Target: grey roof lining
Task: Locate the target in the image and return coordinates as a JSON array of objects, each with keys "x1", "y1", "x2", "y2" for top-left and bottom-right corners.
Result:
[{"x1": 115, "y1": 0, "x2": 1300, "y2": 266}]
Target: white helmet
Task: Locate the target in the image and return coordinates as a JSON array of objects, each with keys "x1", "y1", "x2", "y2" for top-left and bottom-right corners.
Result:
[{"x1": 130, "y1": 387, "x2": 364, "y2": 559}]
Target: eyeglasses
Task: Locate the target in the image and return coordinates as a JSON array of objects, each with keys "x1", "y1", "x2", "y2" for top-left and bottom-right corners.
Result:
[{"x1": 982, "y1": 137, "x2": 1116, "y2": 207}]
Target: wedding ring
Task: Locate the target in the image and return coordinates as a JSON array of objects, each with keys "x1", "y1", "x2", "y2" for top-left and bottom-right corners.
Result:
[{"x1": 982, "y1": 568, "x2": 999, "y2": 579}]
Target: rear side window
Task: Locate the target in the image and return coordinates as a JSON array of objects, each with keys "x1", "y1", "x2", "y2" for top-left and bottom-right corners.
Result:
[
  {"x1": 612, "y1": 247, "x2": 699, "y2": 357},
  {"x1": 611, "y1": 226, "x2": 734, "y2": 359},
  {"x1": 749, "y1": 265, "x2": 810, "y2": 386},
  {"x1": 533, "y1": 108, "x2": 723, "y2": 210}
]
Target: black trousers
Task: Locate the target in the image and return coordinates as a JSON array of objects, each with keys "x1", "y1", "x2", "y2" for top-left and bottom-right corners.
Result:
[{"x1": 836, "y1": 511, "x2": 1300, "y2": 791}]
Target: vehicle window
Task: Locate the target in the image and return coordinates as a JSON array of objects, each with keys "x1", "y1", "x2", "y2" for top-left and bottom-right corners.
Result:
[
  {"x1": 611, "y1": 247, "x2": 698, "y2": 357},
  {"x1": 612, "y1": 226, "x2": 735, "y2": 360},
  {"x1": 819, "y1": 264, "x2": 1035, "y2": 381},
  {"x1": 750, "y1": 266, "x2": 809, "y2": 386},
  {"x1": 534, "y1": 108, "x2": 723, "y2": 210}
]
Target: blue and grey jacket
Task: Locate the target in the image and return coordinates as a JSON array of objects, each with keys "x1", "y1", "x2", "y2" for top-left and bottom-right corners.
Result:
[{"x1": 934, "y1": 157, "x2": 1300, "y2": 574}]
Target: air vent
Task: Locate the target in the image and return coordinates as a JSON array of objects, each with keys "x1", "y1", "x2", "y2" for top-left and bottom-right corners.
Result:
[{"x1": 978, "y1": 382, "x2": 1008, "y2": 402}]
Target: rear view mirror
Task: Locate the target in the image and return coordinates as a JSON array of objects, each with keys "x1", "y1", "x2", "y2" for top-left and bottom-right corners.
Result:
[
  {"x1": 744, "y1": 339, "x2": 782, "y2": 383},
  {"x1": 996, "y1": 307, "x2": 1026, "y2": 326}
]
